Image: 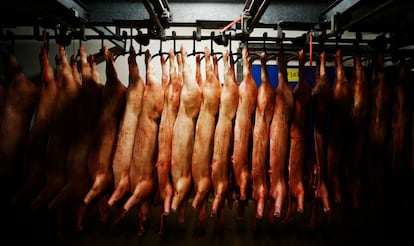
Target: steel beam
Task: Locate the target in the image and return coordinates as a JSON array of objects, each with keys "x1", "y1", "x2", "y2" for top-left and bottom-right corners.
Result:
[
  {"x1": 56, "y1": 0, "x2": 89, "y2": 23},
  {"x1": 319, "y1": 0, "x2": 361, "y2": 23}
]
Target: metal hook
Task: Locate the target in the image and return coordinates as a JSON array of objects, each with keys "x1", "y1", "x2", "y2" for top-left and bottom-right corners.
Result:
[
  {"x1": 277, "y1": 25, "x2": 285, "y2": 51},
  {"x1": 172, "y1": 31, "x2": 177, "y2": 54},
  {"x1": 135, "y1": 31, "x2": 146, "y2": 57},
  {"x1": 192, "y1": 31, "x2": 197, "y2": 54},
  {"x1": 130, "y1": 27, "x2": 134, "y2": 50},
  {"x1": 99, "y1": 31, "x2": 104, "y2": 54},
  {"x1": 228, "y1": 32, "x2": 234, "y2": 64},
  {"x1": 209, "y1": 31, "x2": 224, "y2": 60},
  {"x1": 229, "y1": 33, "x2": 241, "y2": 64},
  {"x1": 354, "y1": 31, "x2": 362, "y2": 54},
  {"x1": 210, "y1": 31, "x2": 215, "y2": 54},
  {"x1": 159, "y1": 38, "x2": 163, "y2": 56},
  {"x1": 335, "y1": 32, "x2": 342, "y2": 49},
  {"x1": 187, "y1": 31, "x2": 204, "y2": 58},
  {"x1": 42, "y1": 30, "x2": 49, "y2": 53}
]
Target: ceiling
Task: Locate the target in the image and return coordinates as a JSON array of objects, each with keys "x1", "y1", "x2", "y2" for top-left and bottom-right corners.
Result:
[
  {"x1": 2, "y1": 0, "x2": 412, "y2": 32},
  {"x1": 1, "y1": 0, "x2": 413, "y2": 59}
]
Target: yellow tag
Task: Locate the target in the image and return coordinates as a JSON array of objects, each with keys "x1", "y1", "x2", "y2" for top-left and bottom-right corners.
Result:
[{"x1": 287, "y1": 68, "x2": 299, "y2": 82}]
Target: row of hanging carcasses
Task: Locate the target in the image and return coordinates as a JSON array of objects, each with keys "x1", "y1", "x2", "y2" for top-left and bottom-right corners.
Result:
[{"x1": 0, "y1": 43, "x2": 413, "y2": 239}]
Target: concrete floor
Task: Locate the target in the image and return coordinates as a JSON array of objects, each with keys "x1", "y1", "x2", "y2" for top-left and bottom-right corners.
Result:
[{"x1": 2, "y1": 171, "x2": 414, "y2": 245}]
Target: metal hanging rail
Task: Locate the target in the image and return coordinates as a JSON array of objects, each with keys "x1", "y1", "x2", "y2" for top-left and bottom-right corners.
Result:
[{"x1": 0, "y1": 27, "x2": 407, "y2": 59}]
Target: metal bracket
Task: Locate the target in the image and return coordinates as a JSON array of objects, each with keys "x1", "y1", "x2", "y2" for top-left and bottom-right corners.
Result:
[
  {"x1": 277, "y1": 25, "x2": 285, "y2": 46},
  {"x1": 242, "y1": 0, "x2": 270, "y2": 34},
  {"x1": 242, "y1": 10, "x2": 252, "y2": 35},
  {"x1": 144, "y1": 0, "x2": 171, "y2": 37}
]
